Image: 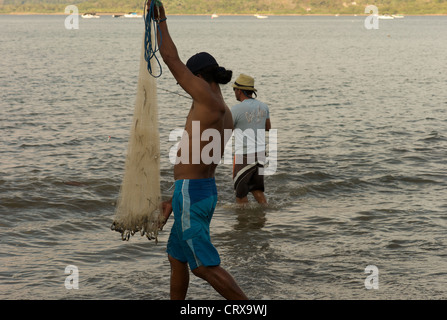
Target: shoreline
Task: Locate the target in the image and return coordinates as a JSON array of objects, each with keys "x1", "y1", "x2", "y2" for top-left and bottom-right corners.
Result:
[{"x1": 2, "y1": 12, "x2": 447, "y2": 16}]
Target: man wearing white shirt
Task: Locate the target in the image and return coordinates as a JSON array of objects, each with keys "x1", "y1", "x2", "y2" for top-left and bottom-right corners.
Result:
[{"x1": 231, "y1": 74, "x2": 271, "y2": 205}]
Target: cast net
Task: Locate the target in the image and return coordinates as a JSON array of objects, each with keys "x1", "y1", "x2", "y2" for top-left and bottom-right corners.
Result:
[{"x1": 111, "y1": 30, "x2": 163, "y2": 241}]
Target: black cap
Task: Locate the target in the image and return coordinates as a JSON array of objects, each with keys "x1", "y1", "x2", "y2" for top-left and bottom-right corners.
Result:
[{"x1": 186, "y1": 52, "x2": 218, "y2": 74}]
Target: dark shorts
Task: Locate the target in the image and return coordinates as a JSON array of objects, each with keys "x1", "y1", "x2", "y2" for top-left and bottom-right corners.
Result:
[
  {"x1": 233, "y1": 153, "x2": 265, "y2": 199},
  {"x1": 166, "y1": 178, "x2": 220, "y2": 270}
]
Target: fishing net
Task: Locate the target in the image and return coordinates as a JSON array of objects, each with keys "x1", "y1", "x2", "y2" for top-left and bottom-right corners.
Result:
[{"x1": 111, "y1": 31, "x2": 163, "y2": 241}]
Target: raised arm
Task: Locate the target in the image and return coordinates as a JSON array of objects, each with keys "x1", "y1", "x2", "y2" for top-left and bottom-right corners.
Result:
[{"x1": 151, "y1": 3, "x2": 210, "y2": 101}]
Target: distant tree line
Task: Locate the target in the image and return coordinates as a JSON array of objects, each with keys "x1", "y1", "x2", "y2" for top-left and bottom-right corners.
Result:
[{"x1": 1, "y1": 0, "x2": 446, "y2": 14}]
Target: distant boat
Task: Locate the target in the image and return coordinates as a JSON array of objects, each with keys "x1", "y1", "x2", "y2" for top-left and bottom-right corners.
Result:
[
  {"x1": 392, "y1": 14, "x2": 404, "y2": 19},
  {"x1": 378, "y1": 14, "x2": 394, "y2": 20},
  {"x1": 81, "y1": 13, "x2": 100, "y2": 19},
  {"x1": 112, "y1": 14, "x2": 123, "y2": 18},
  {"x1": 211, "y1": 13, "x2": 219, "y2": 19},
  {"x1": 124, "y1": 12, "x2": 142, "y2": 18},
  {"x1": 254, "y1": 14, "x2": 268, "y2": 19}
]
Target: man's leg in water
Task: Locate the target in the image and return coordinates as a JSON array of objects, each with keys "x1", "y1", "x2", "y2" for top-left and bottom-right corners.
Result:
[
  {"x1": 236, "y1": 196, "x2": 249, "y2": 204},
  {"x1": 168, "y1": 255, "x2": 189, "y2": 300},
  {"x1": 192, "y1": 265, "x2": 248, "y2": 300},
  {"x1": 236, "y1": 191, "x2": 267, "y2": 205},
  {"x1": 252, "y1": 190, "x2": 268, "y2": 205}
]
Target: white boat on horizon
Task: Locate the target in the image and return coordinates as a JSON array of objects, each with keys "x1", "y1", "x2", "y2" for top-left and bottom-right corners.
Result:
[
  {"x1": 211, "y1": 13, "x2": 219, "y2": 19},
  {"x1": 124, "y1": 12, "x2": 142, "y2": 18},
  {"x1": 378, "y1": 14, "x2": 394, "y2": 20},
  {"x1": 254, "y1": 14, "x2": 268, "y2": 19},
  {"x1": 392, "y1": 14, "x2": 405, "y2": 18},
  {"x1": 81, "y1": 13, "x2": 100, "y2": 19}
]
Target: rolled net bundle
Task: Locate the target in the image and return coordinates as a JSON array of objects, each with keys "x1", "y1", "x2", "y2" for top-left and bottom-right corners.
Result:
[{"x1": 111, "y1": 32, "x2": 163, "y2": 242}]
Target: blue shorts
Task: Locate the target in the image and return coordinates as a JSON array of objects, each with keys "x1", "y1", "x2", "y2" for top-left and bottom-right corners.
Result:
[{"x1": 166, "y1": 178, "x2": 220, "y2": 270}]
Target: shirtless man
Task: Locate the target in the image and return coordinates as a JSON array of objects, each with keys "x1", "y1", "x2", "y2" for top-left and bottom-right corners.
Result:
[{"x1": 151, "y1": 2, "x2": 248, "y2": 300}]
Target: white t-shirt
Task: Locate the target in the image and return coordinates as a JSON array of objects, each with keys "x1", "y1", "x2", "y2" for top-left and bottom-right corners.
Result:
[{"x1": 231, "y1": 99, "x2": 270, "y2": 155}]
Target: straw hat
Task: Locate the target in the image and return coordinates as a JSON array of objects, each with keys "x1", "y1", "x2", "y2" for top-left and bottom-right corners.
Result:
[{"x1": 232, "y1": 74, "x2": 257, "y2": 92}]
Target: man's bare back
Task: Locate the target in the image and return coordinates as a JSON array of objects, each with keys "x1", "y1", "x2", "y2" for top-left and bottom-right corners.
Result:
[{"x1": 174, "y1": 90, "x2": 233, "y2": 180}]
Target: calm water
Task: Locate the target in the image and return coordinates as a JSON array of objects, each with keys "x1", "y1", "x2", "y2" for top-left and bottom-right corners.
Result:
[{"x1": 1, "y1": 14, "x2": 446, "y2": 300}]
